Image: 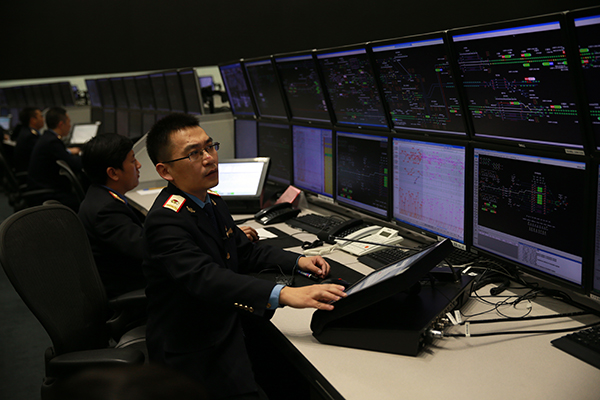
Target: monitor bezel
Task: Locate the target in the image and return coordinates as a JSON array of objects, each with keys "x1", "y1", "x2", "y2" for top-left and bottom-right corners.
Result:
[
  {"x1": 178, "y1": 68, "x2": 205, "y2": 115},
  {"x1": 218, "y1": 60, "x2": 257, "y2": 117},
  {"x1": 243, "y1": 55, "x2": 290, "y2": 122}
]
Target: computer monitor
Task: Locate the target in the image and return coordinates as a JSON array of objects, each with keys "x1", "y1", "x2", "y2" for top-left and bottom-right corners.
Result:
[
  {"x1": 371, "y1": 35, "x2": 467, "y2": 135},
  {"x1": 451, "y1": 18, "x2": 584, "y2": 148},
  {"x1": 593, "y1": 163, "x2": 600, "y2": 296},
  {"x1": 30, "y1": 85, "x2": 45, "y2": 108},
  {"x1": 257, "y1": 121, "x2": 292, "y2": 185},
  {"x1": 472, "y1": 146, "x2": 587, "y2": 288},
  {"x1": 572, "y1": 11, "x2": 600, "y2": 150},
  {"x1": 198, "y1": 76, "x2": 214, "y2": 90},
  {"x1": 69, "y1": 123, "x2": 100, "y2": 145},
  {"x1": 179, "y1": 69, "x2": 203, "y2": 115},
  {"x1": 13, "y1": 87, "x2": 26, "y2": 108},
  {"x1": 135, "y1": 75, "x2": 156, "y2": 111},
  {"x1": 150, "y1": 73, "x2": 171, "y2": 112},
  {"x1": 123, "y1": 77, "x2": 141, "y2": 110},
  {"x1": 85, "y1": 79, "x2": 102, "y2": 108},
  {"x1": 0, "y1": 115, "x2": 11, "y2": 131},
  {"x1": 142, "y1": 112, "x2": 156, "y2": 134},
  {"x1": 317, "y1": 48, "x2": 388, "y2": 128},
  {"x1": 392, "y1": 137, "x2": 466, "y2": 245},
  {"x1": 97, "y1": 78, "x2": 115, "y2": 108},
  {"x1": 274, "y1": 53, "x2": 331, "y2": 123},
  {"x1": 50, "y1": 83, "x2": 63, "y2": 107},
  {"x1": 211, "y1": 157, "x2": 270, "y2": 199},
  {"x1": 244, "y1": 58, "x2": 288, "y2": 120},
  {"x1": 293, "y1": 125, "x2": 334, "y2": 198},
  {"x1": 234, "y1": 119, "x2": 258, "y2": 159},
  {"x1": 116, "y1": 109, "x2": 129, "y2": 137},
  {"x1": 129, "y1": 110, "x2": 143, "y2": 139},
  {"x1": 164, "y1": 71, "x2": 186, "y2": 113},
  {"x1": 0, "y1": 88, "x2": 6, "y2": 107},
  {"x1": 335, "y1": 130, "x2": 390, "y2": 218},
  {"x1": 219, "y1": 62, "x2": 255, "y2": 116},
  {"x1": 102, "y1": 108, "x2": 116, "y2": 134},
  {"x1": 110, "y1": 77, "x2": 129, "y2": 109},
  {"x1": 22, "y1": 86, "x2": 35, "y2": 107},
  {"x1": 59, "y1": 82, "x2": 75, "y2": 107},
  {"x1": 40, "y1": 84, "x2": 54, "y2": 107}
]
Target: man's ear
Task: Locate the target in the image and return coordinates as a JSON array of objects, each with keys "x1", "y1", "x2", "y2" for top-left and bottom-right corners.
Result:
[
  {"x1": 156, "y1": 163, "x2": 173, "y2": 182},
  {"x1": 106, "y1": 167, "x2": 119, "y2": 182}
]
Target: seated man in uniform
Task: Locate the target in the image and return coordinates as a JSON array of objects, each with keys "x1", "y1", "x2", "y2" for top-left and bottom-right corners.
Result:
[
  {"x1": 14, "y1": 107, "x2": 44, "y2": 173},
  {"x1": 143, "y1": 114, "x2": 346, "y2": 400},
  {"x1": 78, "y1": 133, "x2": 146, "y2": 298}
]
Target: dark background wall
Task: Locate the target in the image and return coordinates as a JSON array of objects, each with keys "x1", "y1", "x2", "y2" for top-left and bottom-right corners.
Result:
[{"x1": 2, "y1": 0, "x2": 599, "y2": 81}]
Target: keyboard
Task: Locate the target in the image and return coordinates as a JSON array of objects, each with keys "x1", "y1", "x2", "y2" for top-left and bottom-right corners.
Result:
[
  {"x1": 357, "y1": 245, "x2": 479, "y2": 270},
  {"x1": 551, "y1": 324, "x2": 600, "y2": 369},
  {"x1": 286, "y1": 214, "x2": 344, "y2": 234}
]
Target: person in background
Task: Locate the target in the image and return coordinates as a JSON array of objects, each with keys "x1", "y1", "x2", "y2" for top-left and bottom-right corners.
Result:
[
  {"x1": 14, "y1": 107, "x2": 44, "y2": 173},
  {"x1": 27, "y1": 107, "x2": 82, "y2": 210},
  {"x1": 142, "y1": 113, "x2": 346, "y2": 400}
]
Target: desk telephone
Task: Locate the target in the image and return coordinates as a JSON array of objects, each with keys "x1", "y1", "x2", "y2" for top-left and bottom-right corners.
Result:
[
  {"x1": 335, "y1": 226, "x2": 404, "y2": 256},
  {"x1": 254, "y1": 202, "x2": 300, "y2": 225}
]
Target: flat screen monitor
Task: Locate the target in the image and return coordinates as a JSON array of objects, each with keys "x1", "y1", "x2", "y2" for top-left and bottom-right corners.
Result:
[
  {"x1": 179, "y1": 69, "x2": 203, "y2": 115},
  {"x1": 219, "y1": 62, "x2": 255, "y2": 116},
  {"x1": 150, "y1": 73, "x2": 171, "y2": 112},
  {"x1": 116, "y1": 109, "x2": 129, "y2": 137},
  {"x1": 164, "y1": 71, "x2": 186, "y2": 113},
  {"x1": 110, "y1": 77, "x2": 129, "y2": 109},
  {"x1": 472, "y1": 146, "x2": 586, "y2": 287},
  {"x1": 0, "y1": 115, "x2": 11, "y2": 130},
  {"x1": 293, "y1": 125, "x2": 334, "y2": 198},
  {"x1": 14, "y1": 87, "x2": 27, "y2": 108},
  {"x1": 40, "y1": 84, "x2": 54, "y2": 107},
  {"x1": 392, "y1": 137, "x2": 466, "y2": 244},
  {"x1": 102, "y1": 108, "x2": 116, "y2": 134},
  {"x1": 245, "y1": 58, "x2": 288, "y2": 120},
  {"x1": 257, "y1": 121, "x2": 292, "y2": 185},
  {"x1": 275, "y1": 54, "x2": 331, "y2": 123},
  {"x1": 573, "y1": 13, "x2": 600, "y2": 150},
  {"x1": 23, "y1": 86, "x2": 35, "y2": 106},
  {"x1": 30, "y1": 85, "x2": 45, "y2": 108},
  {"x1": 59, "y1": 82, "x2": 75, "y2": 107},
  {"x1": 86, "y1": 79, "x2": 102, "y2": 108},
  {"x1": 135, "y1": 75, "x2": 156, "y2": 111},
  {"x1": 235, "y1": 119, "x2": 258, "y2": 158},
  {"x1": 129, "y1": 110, "x2": 142, "y2": 139},
  {"x1": 371, "y1": 36, "x2": 467, "y2": 135},
  {"x1": 142, "y1": 112, "x2": 156, "y2": 134},
  {"x1": 70, "y1": 123, "x2": 100, "y2": 145},
  {"x1": 211, "y1": 157, "x2": 270, "y2": 200},
  {"x1": 452, "y1": 19, "x2": 583, "y2": 148},
  {"x1": 593, "y1": 163, "x2": 600, "y2": 295},
  {"x1": 97, "y1": 78, "x2": 115, "y2": 108},
  {"x1": 317, "y1": 48, "x2": 388, "y2": 128},
  {"x1": 0, "y1": 88, "x2": 6, "y2": 106},
  {"x1": 123, "y1": 77, "x2": 141, "y2": 110},
  {"x1": 336, "y1": 131, "x2": 390, "y2": 218},
  {"x1": 199, "y1": 76, "x2": 214, "y2": 90},
  {"x1": 50, "y1": 83, "x2": 63, "y2": 107}
]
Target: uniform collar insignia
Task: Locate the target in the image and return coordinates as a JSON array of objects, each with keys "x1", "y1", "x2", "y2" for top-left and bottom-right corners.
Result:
[
  {"x1": 163, "y1": 195, "x2": 186, "y2": 212},
  {"x1": 186, "y1": 206, "x2": 196, "y2": 213},
  {"x1": 109, "y1": 191, "x2": 125, "y2": 203}
]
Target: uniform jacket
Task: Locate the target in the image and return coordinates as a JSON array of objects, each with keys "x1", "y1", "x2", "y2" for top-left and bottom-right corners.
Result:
[
  {"x1": 78, "y1": 184, "x2": 146, "y2": 298},
  {"x1": 143, "y1": 182, "x2": 298, "y2": 398},
  {"x1": 14, "y1": 127, "x2": 39, "y2": 173}
]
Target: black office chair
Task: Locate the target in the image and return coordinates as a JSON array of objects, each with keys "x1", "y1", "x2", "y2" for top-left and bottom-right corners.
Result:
[
  {"x1": 0, "y1": 204, "x2": 146, "y2": 399},
  {"x1": 56, "y1": 159, "x2": 86, "y2": 204},
  {"x1": 0, "y1": 151, "x2": 55, "y2": 211}
]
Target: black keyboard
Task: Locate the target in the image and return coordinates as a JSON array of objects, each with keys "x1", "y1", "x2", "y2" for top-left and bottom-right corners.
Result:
[
  {"x1": 358, "y1": 245, "x2": 479, "y2": 270},
  {"x1": 551, "y1": 324, "x2": 600, "y2": 369},
  {"x1": 286, "y1": 214, "x2": 344, "y2": 234}
]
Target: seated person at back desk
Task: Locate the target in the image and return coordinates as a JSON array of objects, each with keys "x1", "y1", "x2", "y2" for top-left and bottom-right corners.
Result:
[
  {"x1": 78, "y1": 133, "x2": 260, "y2": 298},
  {"x1": 14, "y1": 107, "x2": 45, "y2": 173},
  {"x1": 143, "y1": 114, "x2": 346, "y2": 400},
  {"x1": 27, "y1": 107, "x2": 82, "y2": 211}
]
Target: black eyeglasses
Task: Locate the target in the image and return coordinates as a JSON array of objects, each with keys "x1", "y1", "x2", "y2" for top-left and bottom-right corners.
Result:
[{"x1": 161, "y1": 142, "x2": 220, "y2": 164}]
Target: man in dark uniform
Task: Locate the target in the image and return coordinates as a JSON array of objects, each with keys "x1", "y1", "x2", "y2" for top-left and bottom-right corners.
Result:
[
  {"x1": 27, "y1": 106, "x2": 82, "y2": 210},
  {"x1": 78, "y1": 133, "x2": 146, "y2": 298},
  {"x1": 14, "y1": 107, "x2": 44, "y2": 172},
  {"x1": 143, "y1": 114, "x2": 346, "y2": 400}
]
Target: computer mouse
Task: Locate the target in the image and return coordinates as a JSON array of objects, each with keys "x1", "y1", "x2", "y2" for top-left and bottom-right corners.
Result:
[{"x1": 321, "y1": 277, "x2": 351, "y2": 289}]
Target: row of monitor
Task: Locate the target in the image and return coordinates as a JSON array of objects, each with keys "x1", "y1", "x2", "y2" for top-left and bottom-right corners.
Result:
[
  {"x1": 234, "y1": 118, "x2": 600, "y2": 301},
  {"x1": 84, "y1": 69, "x2": 213, "y2": 115},
  {"x1": 220, "y1": 7, "x2": 600, "y2": 152}
]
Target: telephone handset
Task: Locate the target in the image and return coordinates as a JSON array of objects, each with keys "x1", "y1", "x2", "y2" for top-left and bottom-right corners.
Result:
[
  {"x1": 335, "y1": 226, "x2": 404, "y2": 256},
  {"x1": 254, "y1": 202, "x2": 301, "y2": 225}
]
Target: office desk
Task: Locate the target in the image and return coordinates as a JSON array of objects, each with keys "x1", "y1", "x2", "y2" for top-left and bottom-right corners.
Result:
[{"x1": 242, "y1": 218, "x2": 600, "y2": 400}]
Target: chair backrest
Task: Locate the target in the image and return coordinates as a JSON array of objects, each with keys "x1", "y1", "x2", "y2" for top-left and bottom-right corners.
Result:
[
  {"x1": 56, "y1": 160, "x2": 85, "y2": 203},
  {"x1": 0, "y1": 204, "x2": 110, "y2": 354}
]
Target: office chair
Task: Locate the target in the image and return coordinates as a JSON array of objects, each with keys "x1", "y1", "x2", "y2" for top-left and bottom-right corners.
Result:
[
  {"x1": 0, "y1": 204, "x2": 146, "y2": 399},
  {"x1": 0, "y1": 151, "x2": 55, "y2": 211},
  {"x1": 56, "y1": 159, "x2": 86, "y2": 204}
]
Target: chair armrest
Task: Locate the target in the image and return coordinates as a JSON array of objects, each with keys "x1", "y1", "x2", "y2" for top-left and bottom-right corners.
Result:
[
  {"x1": 108, "y1": 288, "x2": 147, "y2": 310},
  {"x1": 107, "y1": 289, "x2": 148, "y2": 339},
  {"x1": 46, "y1": 347, "x2": 144, "y2": 378}
]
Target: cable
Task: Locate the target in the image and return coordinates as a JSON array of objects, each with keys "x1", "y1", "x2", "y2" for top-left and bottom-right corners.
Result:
[
  {"x1": 459, "y1": 311, "x2": 592, "y2": 325},
  {"x1": 444, "y1": 320, "x2": 600, "y2": 338}
]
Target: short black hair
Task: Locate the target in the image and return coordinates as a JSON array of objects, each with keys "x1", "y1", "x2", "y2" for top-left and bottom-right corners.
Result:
[
  {"x1": 18, "y1": 107, "x2": 40, "y2": 126},
  {"x1": 146, "y1": 113, "x2": 200, "y2": 165},
  {"x1": 82, "y1": 133, "x2": 133, "y2": 185},
  {"x1": 45, "y1": 107, "x2": 67, "y2": 130}
]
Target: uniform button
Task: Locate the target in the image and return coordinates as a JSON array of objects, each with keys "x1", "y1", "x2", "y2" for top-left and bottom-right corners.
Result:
[
  {"x1": 226, "y1": 253, "x2": 231, "y2": 259},
  {"x1": 266, "y1": 303, "x2": 272, "y2": 309},
  {"x1": 249, "y1": 307, "x2": 254, "y2": 313}
]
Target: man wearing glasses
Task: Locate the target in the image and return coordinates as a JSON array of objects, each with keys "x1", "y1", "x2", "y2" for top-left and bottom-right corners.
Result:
[{"x1": 143, "y1": 114, "x2": 346, "y2": 400}]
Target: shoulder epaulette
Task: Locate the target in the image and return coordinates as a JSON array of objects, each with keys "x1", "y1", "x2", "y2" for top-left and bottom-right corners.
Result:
[
  {"x1": 163, "y1": 195, "x2": 186, "y2": 212},
  {"x1": 109, "y1": 191, "x2": 125, "y2": 204},
  {"x1": 207, "y1": 189, "x2": 220, "y2": 197}
]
